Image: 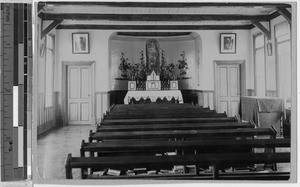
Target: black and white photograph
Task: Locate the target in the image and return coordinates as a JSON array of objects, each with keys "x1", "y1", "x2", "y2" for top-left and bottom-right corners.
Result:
[
  {"x1": 0, "y1": 0, "x2": 298, "y2": 187},
  {"x1": 220, "y1": 33, "x2": 236, "y2": 53},
  {"x1": 72, "y1": 33, "x2": 89, "y2": 54}
]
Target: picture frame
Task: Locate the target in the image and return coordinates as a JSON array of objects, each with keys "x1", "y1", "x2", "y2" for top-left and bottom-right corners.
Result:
[
  {"x1": 220, "y1": 33, "x2": 236, "y2": 54},
  {"x1": 72, "y1": 33, "x2": 89, "y2": 54}
]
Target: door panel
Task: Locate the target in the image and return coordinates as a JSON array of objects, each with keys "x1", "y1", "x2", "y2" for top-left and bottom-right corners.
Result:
[
  {"x1": 230, "y1": 67, "x2": 239, "y2": 97},
  {"x1": 67, "y1": 65, "x2": 92, "y2": 124},
  {"x1": 219, "y1": 67, "x2": 228, "y2": 97},
  {"x1": 69, "y1": 103, "x2": 78, "y2": 121},
  {"x1": 69, "y1": 68, "x2": 79, "y2": 99},
  {"x1": 220, "y1": 101, "x2": 228, "y2": 114},
  {"x1": 230, "y1": 101, "x2": 240, "y2": 118},
  {"x1": 80, "y1": 102, "x2": 89, "y2": 121},
  {"x1": 81, "y1": 68, "x2": 90, "y2": 98},
  {"x1": 216, "y1": 64, "x2": 240, "y2": 118}
]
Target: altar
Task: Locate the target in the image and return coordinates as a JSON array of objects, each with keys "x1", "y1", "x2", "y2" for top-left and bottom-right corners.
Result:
[{"x1": 124, "y1": 90, "x2": 183, "y2": 104}]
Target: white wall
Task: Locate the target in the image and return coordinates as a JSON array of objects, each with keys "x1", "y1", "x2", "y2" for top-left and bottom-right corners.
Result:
[
  {"x1": 55, "y1": 30, "x2": 113, "y2": 92},
  {"x1": 53, "y1": 29, "x2": 253, "y2": 119},
  {"x1": 55, "y1": 30, "x2": 252, "y2": 93},
  {"x1": 195, "y1": 30, "x2": 252, "y2": 91}
]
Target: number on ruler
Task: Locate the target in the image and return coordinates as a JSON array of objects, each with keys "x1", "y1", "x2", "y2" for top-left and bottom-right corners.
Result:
[
  {"x1": 8, "y1": 141, "x2": 12, "y2": 152},
  {"x1": 4, "y1": 135, "x2": 11, "y2": 140},
  {"x1": 3, "y1": 88, "x2": 11, "y2": 93}
]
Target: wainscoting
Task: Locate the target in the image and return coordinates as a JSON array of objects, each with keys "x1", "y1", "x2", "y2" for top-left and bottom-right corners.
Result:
[
  {"x1": 266, "y1": 90, "x2": 277, "y2": 97},
  {"x1": 37, "y1": 93, "x2": 56, "y2": 135},
  {"x1": 95, "y1": 92, "x2": 110, "y2": 124},
  {"x1": 247, "y1": 89, "x2": 255, "y2": 96},
  {"x1": 196, "y1": 90, "x2": 215, "y2": 110}
]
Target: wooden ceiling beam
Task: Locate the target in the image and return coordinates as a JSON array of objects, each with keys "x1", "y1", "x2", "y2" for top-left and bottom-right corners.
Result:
[
  {"x1": 117, "y1": 32, "x2": 192, "y2": 37},
  {"x1": 276, "y1": 7, "x2": 291, "y2": 24},
  {"x1": 252, "y1": 21, "x2": 271, "y2": 40},
  {"x1": 56, "y1": 24, "x2": 254, "y2": 30},
  {"x1": 39, "y1": 13, "x2": 270, "y2": 22},
  {"x1": 38, "y1": 2, "x2": 291, "y2": 8},
  {"x1": 41, "y1": 20, "x2": 62, "y2": 39},
  {"x1": 38, "y1": 2, "x2": 46, "y2": 12}
]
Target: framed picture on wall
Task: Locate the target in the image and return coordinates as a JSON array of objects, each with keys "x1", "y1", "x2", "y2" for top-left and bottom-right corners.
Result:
[
  {"x1": 72, "y1": 33, "x2": 89, "y2": 54},
  {"x1": 220, "y1": 33, "x2": 236, "y2": 54}
]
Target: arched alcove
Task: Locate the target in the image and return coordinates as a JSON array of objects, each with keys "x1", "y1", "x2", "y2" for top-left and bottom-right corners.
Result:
[{"x1": 108, "y1": 32, "x2": 202, "y2": 94}]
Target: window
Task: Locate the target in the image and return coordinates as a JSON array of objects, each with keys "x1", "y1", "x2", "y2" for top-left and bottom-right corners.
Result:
[
  {"x1": 253, "y1": 34, "x2": 266, "y2": 96},
  {"x1": 45, "y1": 34, "x2": 55, "y2": 107},
  {"x1": 275, "y1": 21, "x2": 291, "y2": 108}
]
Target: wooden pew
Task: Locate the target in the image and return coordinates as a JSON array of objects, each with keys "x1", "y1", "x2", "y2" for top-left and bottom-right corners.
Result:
[
  {"x1": 81, "y1": 138, "x2": 290, "y2": 157},
  {"x1": 103, "y1": 112, "x2": 227, "y2": 120},
  {"x1": 111, "y1": 103, "x2": 205, "y2": 110},
  {"x1": 97, "y1": 122, "x2": 254, "y2": 132},
  {"x1": 109, "y1": 107, "x2": 214, "y2": 114},
  {"x1": 101, "y1": 117, "x2": 238, "y2": 125},
  {"x1": 109, "y1": 108, "x2": 215, "y2": 114},
  {"x1": 89, "y1": 127, "x2": 276, "y2": 142},
  {"x1": 109, "y1": 104, "x2": 214, "y2": 114},
  {"x1": 66, "y1": 151, "x2": 290, "y2": 179}
]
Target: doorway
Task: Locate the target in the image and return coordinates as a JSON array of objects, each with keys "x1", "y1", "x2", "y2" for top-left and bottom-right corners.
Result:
[
  {"x1": 63, "y1": 61, "x2": 95, "y2": 125},
  {"x1": 215, "y1": 61, "x2": 245, "y2": 118}
]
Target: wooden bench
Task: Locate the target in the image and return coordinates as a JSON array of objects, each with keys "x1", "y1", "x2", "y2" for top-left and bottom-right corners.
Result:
[
  {"x1": 109, "y1": 108, "x2": 214, "y2": 114},
  {"x1": 97, "y1": 122, "x2": 254, "y2": 132},
  {"x1": 66, "y1": 151, "x2": 290, "y2": 179},
  {"x1": 103, "y1": 112, "x2": 227, "y2": 120},
  {"x1": 81, "y1": 138, "x2": 290, "y2": 157},
  {"x1": 111, "y1": 103, "x2": 206, "y2": 110},
  {"x1": 109, "y1": 107, "x2": 214, "y2": 114},
  {"x1": 101, "y1": 117, "x2": 238, "y2": 125},
  {"x1": 89, "y1": 127, "x2": 276, "y2": 142}
]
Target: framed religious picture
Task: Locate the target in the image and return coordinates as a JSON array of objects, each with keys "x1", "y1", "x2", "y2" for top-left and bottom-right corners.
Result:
[
  {"x1": 72, "y1": 33, "x2": 89, "y2": 54},
  {"x1": 220, "y1": 33, "x2": 236, "y2": 54}
]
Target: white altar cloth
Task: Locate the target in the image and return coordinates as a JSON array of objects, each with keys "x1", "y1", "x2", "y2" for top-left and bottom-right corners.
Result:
[{"x1": 124, "y1": 90, "x2": 183, "y2": 104}]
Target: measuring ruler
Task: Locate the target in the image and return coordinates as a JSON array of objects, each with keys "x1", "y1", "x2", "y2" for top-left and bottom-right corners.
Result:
[
  {"x1": 1, "y1": 3, "x2": 15, "y2": 181},
  {"x1": 0, "y1": 3, "x2": 31, "y2": 181}
]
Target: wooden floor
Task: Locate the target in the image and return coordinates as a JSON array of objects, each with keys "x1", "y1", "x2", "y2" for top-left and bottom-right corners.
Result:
[
  {"x1": 37, "y1": 125, "x2": 290, "y2": 180},
  {"x1": 37, "y1": 125, "x2": 96, "y2": 179}
]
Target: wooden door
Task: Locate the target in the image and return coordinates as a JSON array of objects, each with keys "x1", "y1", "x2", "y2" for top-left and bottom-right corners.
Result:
[
  {"x1": 67, "y1": 65, "x2": 92, "y2": 124},
  {"x1": 216, "y1": 64, "x2": 240, "y2": 118}
]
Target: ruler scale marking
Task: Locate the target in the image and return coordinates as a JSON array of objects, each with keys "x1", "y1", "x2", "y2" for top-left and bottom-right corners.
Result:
[{"x1": 1, "y1": 3, "x2": 30, "y2": 181}]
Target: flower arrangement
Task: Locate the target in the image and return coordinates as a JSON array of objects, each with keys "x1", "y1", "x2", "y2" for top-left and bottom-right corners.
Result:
[
  {"x1": 177, "y1": 51, "x2": 188, "y2": 78},
  {"x1": 119, "y1": 50, "x2": 188, "y2": 81},
  {"x1": 137, "y1": 50, "x2": 147, "y2": 80},
  {"x1": 119, "y1": 52, "x2": 131, "y2": 78}
]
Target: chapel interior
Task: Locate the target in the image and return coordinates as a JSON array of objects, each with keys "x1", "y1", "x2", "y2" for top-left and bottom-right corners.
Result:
[{"x1": 35, "y1": 1, "x2": 295, "y2": 181}]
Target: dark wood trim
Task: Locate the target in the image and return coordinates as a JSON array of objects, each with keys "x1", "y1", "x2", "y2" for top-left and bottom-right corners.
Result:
[
  {"x1": 39, "y1": 13, "x2": 270, "y2": 22},
  {"x1": 38, "y1": 2, "x2": 291, "y2": 8},
  {"x1": 276, "y1": 7, "x2": 291, "y2": 24},
  {"x1": 41, "y1": 20, "x2": 62, "y2": 39},
  {"x1": 269, "y1": 11, "x2": 281, "y2": 20},
  {"x1": 56, "y1": 24, "x2": 254, "y2": 30},
  {"x1": 37, "y1": 2, "x2": 46, "y2": 12},
  {"x1": 117, "y1": 32, "x2": 192, "y2": 37},
  {"x1": 252, "y1": 21, "x2": 271, "y2": 40}
]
